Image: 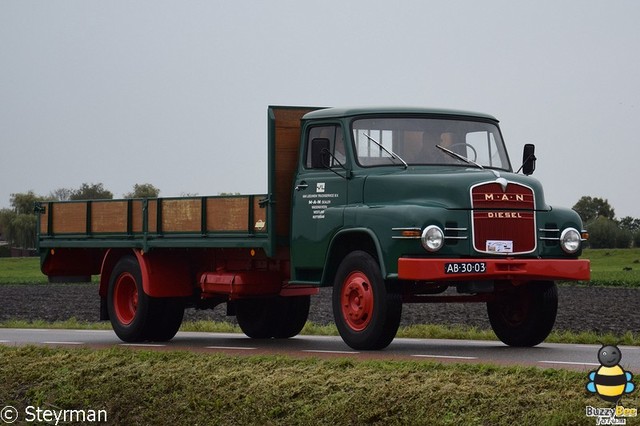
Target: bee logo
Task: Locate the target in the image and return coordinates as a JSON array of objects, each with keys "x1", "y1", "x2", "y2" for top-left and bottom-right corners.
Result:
[{"x1": 586, "y1": 345, "x2": 635, "y2": 403}]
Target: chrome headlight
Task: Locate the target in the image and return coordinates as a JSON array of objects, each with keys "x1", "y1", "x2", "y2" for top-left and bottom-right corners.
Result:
[
  {"x1": 560, "y1": 228, "x2": 581, "y2": 254},
  {"x1": 421, "y1": 225, "x2": 444, "y2": 252}
]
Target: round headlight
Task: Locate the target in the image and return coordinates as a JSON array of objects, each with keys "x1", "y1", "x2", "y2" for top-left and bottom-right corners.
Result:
[
  {"x1": 421, "y1": 225, "x2": 444, "y2": 252},
  {"x1": 560, "y1": 228, "x2": 581, "y2": 254}
]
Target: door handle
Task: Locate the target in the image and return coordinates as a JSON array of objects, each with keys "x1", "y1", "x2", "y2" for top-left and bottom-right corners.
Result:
[{"x1": 295, "y1": 182, "x2": 309, "y2": 191}]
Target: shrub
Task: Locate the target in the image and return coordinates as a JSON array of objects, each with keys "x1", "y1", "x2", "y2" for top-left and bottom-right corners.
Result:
[{"x1": 587, "y1": 217, "x2": 619, "y2": 248}]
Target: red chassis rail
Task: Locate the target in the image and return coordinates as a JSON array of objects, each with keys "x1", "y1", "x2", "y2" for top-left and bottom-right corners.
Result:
[{"x1": 398, "y1": 257, "x2": 590, "y2": 282}]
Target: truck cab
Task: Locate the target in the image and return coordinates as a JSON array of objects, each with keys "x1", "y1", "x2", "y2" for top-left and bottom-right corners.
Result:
[{"x1": 289, "y1": 107, "x2": 589, "y2": 349}]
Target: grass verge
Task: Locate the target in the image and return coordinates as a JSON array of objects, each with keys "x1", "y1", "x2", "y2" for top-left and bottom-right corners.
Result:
[{"x1": 0, "y1": 345, "x2": 610, "y2": 425}]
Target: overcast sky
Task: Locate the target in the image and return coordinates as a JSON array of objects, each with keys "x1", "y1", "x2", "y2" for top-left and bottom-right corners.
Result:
[{"x1": 1, "y1": 1, "x2": 639, "y2": 218}]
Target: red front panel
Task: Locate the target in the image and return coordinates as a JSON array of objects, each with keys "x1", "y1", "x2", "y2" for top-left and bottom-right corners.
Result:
[
  {"x1": 398, "y1": 257, "x2": 591, "y2": 282},
  {"x1": 471, "y1": 181, "x2": 536, "y2": 255}
]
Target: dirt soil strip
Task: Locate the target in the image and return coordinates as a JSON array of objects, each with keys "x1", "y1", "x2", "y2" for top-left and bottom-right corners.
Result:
[{"x1": 1, "y1": 284, "x2": 638, "y2": 334}]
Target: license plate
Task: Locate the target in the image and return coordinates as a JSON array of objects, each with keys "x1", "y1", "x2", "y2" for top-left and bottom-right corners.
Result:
[{"x1": 444, "y1": 262, "x2": 487, "y2": 274}]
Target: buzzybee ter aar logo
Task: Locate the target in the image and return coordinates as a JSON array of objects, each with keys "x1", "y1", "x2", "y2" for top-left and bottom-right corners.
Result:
[{"x1": 586, "y1": 345, "x2": 635, "y2": 403}]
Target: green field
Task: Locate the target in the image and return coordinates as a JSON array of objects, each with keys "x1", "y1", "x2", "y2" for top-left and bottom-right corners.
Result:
[
  {"x1": 581, "y1": 248, "x2": 640, "y2": 286},
  {"x1": 2, "y1": 248, "x2": 639, "y2": 286},
  {"x1": 0, "y1": 257, "x2": 48, "y2": 284},
  {"x1": 0, "y1": 346, "x2": 614, "y2": 425}
]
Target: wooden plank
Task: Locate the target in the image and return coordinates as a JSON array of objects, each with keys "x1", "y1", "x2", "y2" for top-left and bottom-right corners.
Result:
[
  {"x1": 273, "y1": 108, "x2": 314, "y2": 123},
  {"x1": 147, "y1": 200, "x2": 158, "y2": 233},
  {"x1": 275, "y1": 128, "x2": 302, "y2": 150},
  {"x1": 162, "y1": 199, "x2": 201, "y2": 233},
  {"x1": 40, "y1": 210, "x2": 49, "y2": 234},
  {"x1": 91, "y1": 201, "x2": 128, "y2": 233},
  {"x1": 206, "y1": 197, "x2": 249, "y2": 232},
  {"x1": 275, "y1": 150, "x2": 298, "y2": 172},
  {"x1": 131, "y1": 200, "x2": 143, "y2": 233},
  {"x1": 272, "y1": 107, "x2": 317, "y2": 240},
  {"x1": 52, "y1": 203, "x2": 87, "y2": 234}
]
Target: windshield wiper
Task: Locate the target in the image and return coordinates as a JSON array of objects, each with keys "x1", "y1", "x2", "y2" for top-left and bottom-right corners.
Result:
[
  {"x1": 362, "y1": 133, "x2": 408, "y2": 169},
  {"x1": 436, "y1": 145, "x2": 484, "y2": 170}
]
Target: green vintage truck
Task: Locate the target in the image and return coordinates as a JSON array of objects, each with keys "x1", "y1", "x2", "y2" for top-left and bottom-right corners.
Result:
[{"x1": 36, "y1": 106, "x2": 590, "y2": 350}]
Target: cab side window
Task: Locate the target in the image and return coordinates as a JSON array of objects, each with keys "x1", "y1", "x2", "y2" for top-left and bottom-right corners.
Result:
[{"x1": 305, "y1": 125, "x2": 345, "y2": 169}]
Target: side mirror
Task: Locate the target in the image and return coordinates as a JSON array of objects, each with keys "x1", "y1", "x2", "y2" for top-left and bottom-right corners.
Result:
[
  {"x1": 310, "y1": 138, "x2": 331, "y2": 168},
  {"x1": 521, "y1": 144, "x2": 536, "y2": 175}
]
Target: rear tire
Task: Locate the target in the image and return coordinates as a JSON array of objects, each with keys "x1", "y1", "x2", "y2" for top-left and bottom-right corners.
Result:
[
  {"x1": 273, "y1": 296, "x2": 310, "y2": 338},
  {"x1": 147, "y1": 297, "x2": 185, "y2": 341},
  {"x1": 332, "y1": 251, "x2": 402, "y2": 350},
  {"x1": 236, "y1": 296, "x2": 310, "y2": 339},
  {"x1": 487, "y1": 281, "x2": 557, "y2": 347},
  {"x1": 107, "y1": 255, "x2": 184, "y2": 342}
]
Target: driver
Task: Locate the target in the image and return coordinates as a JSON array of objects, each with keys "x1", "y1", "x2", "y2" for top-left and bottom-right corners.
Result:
[{"x1": 403, "y1": 130, "x2": 457, "y2": 164}]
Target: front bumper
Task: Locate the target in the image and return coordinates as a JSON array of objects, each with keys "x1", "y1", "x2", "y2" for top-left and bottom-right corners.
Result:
[{"x1": 398, "y1": 257, "x2": 590, "y2": 282}]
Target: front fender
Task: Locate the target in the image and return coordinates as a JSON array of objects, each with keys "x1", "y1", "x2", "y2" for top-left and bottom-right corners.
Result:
[{"x1": 322, "y1": 227, "x2": 387, "y2": 286}]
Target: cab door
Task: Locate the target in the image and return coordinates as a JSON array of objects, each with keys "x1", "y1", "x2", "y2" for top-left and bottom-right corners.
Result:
[{"x1": 290, "y1": 124, "x2": 348, "y2": 283}]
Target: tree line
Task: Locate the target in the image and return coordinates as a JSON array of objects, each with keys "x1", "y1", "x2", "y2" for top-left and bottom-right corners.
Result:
[
  {"x1": 0, "y1": 188, "x2": 638, "y2": 251},
  {"x1": 572, "y1": 196, "x2": 640, "y2": 249}
]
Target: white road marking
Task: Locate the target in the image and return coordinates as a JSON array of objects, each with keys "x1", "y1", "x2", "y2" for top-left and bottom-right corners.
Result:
[
  {"x1": 539, "y1": 360, "x2": 600, "y2": 366},
  {"x1": 120, "y1": 343, "x2": 166, "y2": 348},
  {"x1": 412, "y1": 354, "x2": 479, "y2": 360},
  {"x1": 205, "y1": 346, "x2": 256, "y2": 350},
  {"x1": 43, "y1": 341, "x2": 84, "y2": 345},
  {"x1": 303, "y1": 350, "x2": 360, "y2": 354}
]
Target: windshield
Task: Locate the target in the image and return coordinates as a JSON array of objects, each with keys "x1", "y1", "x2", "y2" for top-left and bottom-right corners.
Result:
[{"x1": 352, "y1": 117, "x2": 511, "y2": 170}]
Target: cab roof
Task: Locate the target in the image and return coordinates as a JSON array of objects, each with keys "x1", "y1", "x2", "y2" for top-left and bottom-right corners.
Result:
[{"x1": 302, "y1": 106, "x2": 499, "y2": 122}]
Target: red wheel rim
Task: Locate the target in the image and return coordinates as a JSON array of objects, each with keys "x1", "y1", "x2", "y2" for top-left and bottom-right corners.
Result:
[
  {"x1": 499, "y1": 290, "x2": 531, "y2": 326},
  {"x1": 113, "y1": 272, "x2": 138, "y2": 325},
  {"x1": 340, "y1": 271, "x2": 374, "y2": 332}
]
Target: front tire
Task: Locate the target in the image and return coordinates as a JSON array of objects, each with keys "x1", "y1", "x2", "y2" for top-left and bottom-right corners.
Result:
[
  {"x1": 332, "y1": 251, "x2": 402, "y2": 350},
  {"x1": 487, "y1": 281, "x2": 558, "y2": 347}
]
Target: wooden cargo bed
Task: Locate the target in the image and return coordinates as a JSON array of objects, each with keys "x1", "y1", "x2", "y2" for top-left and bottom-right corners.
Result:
[{"x1": 36, "y1": 194, "x2": 269, "y2": 251}]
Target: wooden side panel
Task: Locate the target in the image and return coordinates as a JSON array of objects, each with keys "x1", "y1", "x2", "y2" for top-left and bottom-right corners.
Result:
[
  {"x1": 162, "y1": 199, "x2": 201, "y2": 232},
  {"x1": 207, "y1": 197, "x2": 249, "y2": 232},
  {"x1": 272, "y1": 107, "x2": 319, "y2": 239},
  {"x1": 52, "y1": 203, "x2": 86, "y2": 234},
  {"x1": 91, "y1": 201, "x2": 128, "y2": 233},
  {"x1": 38, "y1": 194, "x2": 269, "y2": 240}
]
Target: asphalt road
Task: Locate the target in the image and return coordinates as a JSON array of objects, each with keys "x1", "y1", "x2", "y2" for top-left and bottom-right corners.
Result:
[{"x1": 2, "y1": 328, "x2": 639, "y2": 373}]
